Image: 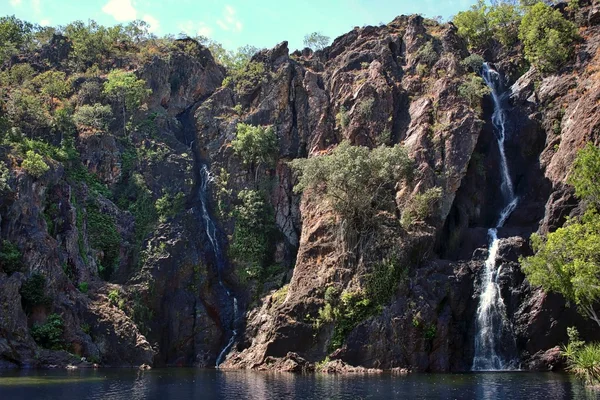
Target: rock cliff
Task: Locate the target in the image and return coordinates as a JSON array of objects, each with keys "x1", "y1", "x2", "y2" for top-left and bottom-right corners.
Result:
[{"x1": 0, "y1": 1, "x2": 598, "y2": 371}]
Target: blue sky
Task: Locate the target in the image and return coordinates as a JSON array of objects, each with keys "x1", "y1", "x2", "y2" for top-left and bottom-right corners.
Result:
[{"x1": 2, "y1": 0, "x2": 478, "y2": 51}]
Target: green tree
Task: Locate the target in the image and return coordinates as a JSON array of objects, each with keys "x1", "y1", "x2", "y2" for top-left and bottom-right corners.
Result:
[
  {"x1": 21, "y1": 150, "x2": 49, "y2": 178},
  {"x1": 231, "y1": 123, "x2": 278, "y2": 182},
  {"x1": 453, "y1": 0, "x2": 492, "y2": 49},
  {"x1": 290, "y1": 141, "x2": 414, "y2": 237},
  {"x1": 458, "y1": 74, "x2": 491, "y2": 110},
  {"x1": 30, "y1": 313, "x2": 64, "y2": 350},
  {"x1": 518, "y1": 2, "x2": 579, "y2": 73},
  {"x1": 521, "y1": 144, "x2": 600, "y2": 327},
  {"x1": 0, "y1": 16, "x2": 34, "y2": 64},
  {"x1": 31, "y1": 71, "x2": 71, "y2": 107},
  {"x1": 303, "y1": 32, "x2": 330, "y2": 51},
  {"x1": 73, "y1": 103, "x2": 114, "y2": 132},
  {"x1": 0, "y1": 240, "x2": 23, "y2": 274},
  {"x1": 103, "y1": 69, "x2": 151, "y2": 133},
  {"x1": 488, "y1": 2, "x2": 522, "y2": 46},
  {"x1": 6, "y1": 89, "x2": 51, "y2": 137}
]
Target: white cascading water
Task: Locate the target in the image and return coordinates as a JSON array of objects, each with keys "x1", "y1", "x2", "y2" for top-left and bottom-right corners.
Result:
[
  {"x1": 198, "y1": 165, "x2": 239, "y2": 367},
  {"x1": 472, "y1": 63, "x2": 519, "y2": 371}
]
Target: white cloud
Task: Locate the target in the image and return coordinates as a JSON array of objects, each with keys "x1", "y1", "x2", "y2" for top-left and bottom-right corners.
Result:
[
  {"x1": 102, "y1": 0, "x2": 137, "y2": 22},
  {"x1": 9, "y1": 0, "x2": 22, "y2": 7},
  {"x1": 177, "y1": 20, "x2": 212, "y2": 38},
  {"x1": 216, "y1": 5, "x2": 242, "y2": 33},
  {"x1": 40, "y1": 18, "x2": 51, "y2": 26},
  {"x1": 142, "y1": 14, "x2": 160, "y2": 33}
]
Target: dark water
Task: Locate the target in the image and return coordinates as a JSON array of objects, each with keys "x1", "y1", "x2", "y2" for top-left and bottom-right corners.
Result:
[{"x1": 0, "y1": 369, "x2": 598, "y2": 400}]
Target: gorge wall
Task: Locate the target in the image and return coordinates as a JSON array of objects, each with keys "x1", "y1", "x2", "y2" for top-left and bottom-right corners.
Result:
[{"x1": 0, "y1": 1, "x2": 599, "y2": 371}]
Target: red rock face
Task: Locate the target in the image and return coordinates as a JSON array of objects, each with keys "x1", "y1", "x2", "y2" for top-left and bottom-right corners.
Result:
[{"x1": 0, "y1": 1, "x2": 598, "y2": 371}]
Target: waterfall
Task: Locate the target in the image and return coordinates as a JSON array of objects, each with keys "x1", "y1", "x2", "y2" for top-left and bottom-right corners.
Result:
[
  {"x1": 197, "y1": 165, "x2": 239, "y2": 367},
  {"x1": 472, "y1": 63, "x2": 519, "y2": 371}
]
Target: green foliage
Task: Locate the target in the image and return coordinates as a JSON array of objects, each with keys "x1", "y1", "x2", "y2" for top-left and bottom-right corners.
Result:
[
  {"x1": 356, "y1": 98, "x2": 375, "y2": 119},
  {"x1": 21, "y1": 150, "x2": 49, "y2": 178},
  {"x1": 226, "y1": 61, "x2": 268, "y2": 94},
  {"x1": 0, "y1": 162, "x2": 10, "y2": 193},
  {"x1": 458, "y1": 74, "x2": 491, "y2": 110},
  {"x1": 115, "y1": 171, "x2": 157, "y2": 247},
  {"x1": 522, "y1": 211, "x2": 600, "y2": 325},
  {"x1": 20, "y1": 273, "x2": 51, "y2": 311},
  {"x1": 562, "y1": 327, "x2": 600, "y2": 386},
  {"x1": 103, "y1": 69, "x2": 151, "y2": 132},
  {"x1": 522, "y1": 144, "x2": 600, "y2": 327},
  {"x1": 290, "y1": 141, "x2": 414, "y2": 230},
  {"x1": 461, "y1": 54, "x2": 485, "y2": 73},
  {"x1": 30, "y1": 314, "x2": 64, "y2": 350},
  {"x1": 366, "y1": 256, "x2": 408, "y2": 307},
  {"x1": 335, "y1": 106, "x2": 350, "y2": 129},
  {"x1": 108, "y1": 289, "x2": 125, "y2": 309},
  {"x1": 417, "y1": 41, "x2": 439, "y2": 67},
  {"x1": 0, "y1": 16, "x2": 34, "y2": 64},
  {"x1": 453, "y1": 0, "x2": 521, "y2": 48},
  {"x1": 77, "y1": 80, "x2": 104, "y2": 106},
  {"x1": 155, "y1": 191, "x2": 186, "y2": 223},
  {"x1": 6, "y1": 89, "x2": 51, "y2": 136},
  {"x1": 303, "y1": 32, "x2": 330, "y2": 51},
  {"x1": 31, "y1": 71, "x2": 71, "y2": 103},
  {"x1": 453, "y1": 0, "x2": 492, "y2": 48},
  {"x1": 67, "y1": 164, "x2": 111, "y2": 197},
  {"x1": 78, "y1": 282, "x2": 89, "y2": 294},
  {"x1": 568, "y1": 144, "x2": 600, "y2": 211},
  {"x1": 73, "y1": 103, "x2": 113, "y2": 132},
  {"x1": 401, "y1": 187, "x2": 443, "y2": 228},
  {"x1": 329, "y1": 291, "x2": 375, "y2": 351},
  {"x1": 87, "y1": 203, "x2": 121, "y2": 280},
  {"x1": 230, "y1": 189, "x2": 276, "y2": 279},
  {"x1": 7, "y1": 63, "x2": 35, "y2": 85},
  {"x1": 0, "y1": 240, "x2": 23, "y2": 274},
  {"x1": 519, "y1": 2, "x2": 579, "y2": 73},
  {"x1": 231, "y1": 123, "x2": 278, "y2": 173}
]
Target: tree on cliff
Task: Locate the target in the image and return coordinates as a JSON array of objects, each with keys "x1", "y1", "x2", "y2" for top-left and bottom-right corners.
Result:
[
  {"x1": 303, "y1": 32, "x2": 330, "y2": 51},
  {"x1": 290, "y1": 141, "x2": 414, "y2": 250},
  {"x1": 518, "y1": 2, "x2": 579, "y2": 73},
  {"x1": 103, "y1": 70, "x2": 151, "y2": 133},
  {"x1": 521, "y1": 144, "x2": 600, "y2": 327}
]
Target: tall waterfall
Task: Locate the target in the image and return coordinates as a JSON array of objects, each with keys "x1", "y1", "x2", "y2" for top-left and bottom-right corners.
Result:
[
  {"x1": 197, "y1": 165, "x2": 239, "y2": 367},
  {"x1": 472, "y1": 63, "x2": 519, "y2": 371}
]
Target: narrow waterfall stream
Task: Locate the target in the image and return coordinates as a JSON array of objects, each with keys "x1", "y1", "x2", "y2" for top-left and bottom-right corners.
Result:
[
  {"x1": 472, "y1": 63, "x2": 519, "y2": 371},
  {"x1": 197, "y1": 165, "x2": 239, "y2": 367}
]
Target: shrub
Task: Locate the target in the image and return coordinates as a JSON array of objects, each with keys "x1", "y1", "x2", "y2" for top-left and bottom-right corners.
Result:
[
  {"x1": 30, "y1": 313, "x2": 64, "y2": 350},
  {"x1": 0, "y1": 240, "x2": 23, "y2": 274},
  {"x1": 335, "y1": 106, "x2": 350, "y2": 129},
  {"x1": 87, "y1": 204, "x2": 121, "y2": 280},
  {"x1": 356, "y1": 98, "x2": 375, "y2": 119},
  {"x1": 103, "y1": 69, "x2": 151, "y2": 131},
  {"x1": 31, "y1": 70, "x2": 71, "y2": 103},
  {"x1": 20, "y1": 273, "x2": 51, "y2": 311},
  {"x1": 77, "y1": 80, "x2": 104, "y2": 106},
  {"x1": 290, "y1": 141, "x2": 414, "y2": 234},
  {"x1": 231, "y1": 123, "x2": 278, "y2": 176},
  {"x1": 519, "y1": 2, "x2": 579, "y2": 73},
  {"x1": 366, "y1": 256, "x2": 408, "y2": 307},
  {"x1": 562, "y1": 327, "x2": 600, "y2": 386},
  {"x1": 0, "y1": 162, "x2": 11, "y2": 193},
  {"x1": 458, "y1": 74, "x2": 491, "y2": 110},
  {"x1": 73, "y1": 103, "x2": 113, "y2": 132},
  {"x1": 401, "y1": 187, "x2": 443, "y2": 228},
  {"x1": 6, "y1": 90, "x2": 51, "y2": 136},
  {"x1": 230, "y1": 189, "x2": 276, "y2": 278},
  {"x1": 329, "y1": 291, "x2": 375, "y2": 350},
  {"x1": 108, "y1": 289, "x2": 125, "y2": 309},
  {"x1": 155, "y1": 191, "x2": 186, "y2": 223},
  {"x1": 568, "y1": 143, "x2": 600, "y2": 211},
  {"x1": 417, "y1": 41, "x2": 439, "y2": 67},
  {"x1": 21, "y1": 150, "x2": 49, "y2": 178},
  {"x1": 461, "y1": 54, "x2": 485, "y2": 73},
  {"x1": 78, "y1": 282, "x2": 89, "y2": 294}
]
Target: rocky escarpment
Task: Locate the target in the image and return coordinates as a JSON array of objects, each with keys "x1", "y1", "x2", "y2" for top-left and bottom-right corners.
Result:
[{"x1": 0, "y1": 1, "x2": 599, "y2": 371}]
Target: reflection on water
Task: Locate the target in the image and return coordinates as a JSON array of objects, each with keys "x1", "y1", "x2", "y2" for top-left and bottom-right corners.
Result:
[{"x1": 0, "y1": 369, "x2": 597, "y2": 400}]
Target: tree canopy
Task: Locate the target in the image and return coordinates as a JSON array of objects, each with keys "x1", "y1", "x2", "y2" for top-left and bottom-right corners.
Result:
[{"x1": 521, "y1": 144, "x2": 600, "y2": 327}]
